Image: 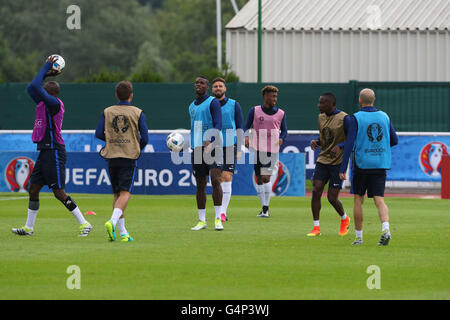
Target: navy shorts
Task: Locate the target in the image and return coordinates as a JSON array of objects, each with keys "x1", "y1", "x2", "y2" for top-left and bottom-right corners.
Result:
[
  {"x1": 254, "y1": 151, "x2": 278, "y2": 177},
  {"x1": 30, "y1": 149, "x2": 66, "y2": 189},
  {"x1": 109, "y1": 166, "x2": 137, "y2": 194},
  {"x1": 352, "y1": 171, "x2": 386, "y2": 198},
  {"x1": 222, "y1": 146, "x2": 237, "y2": 173},
  {"x1": 312, "y1": 162, "x2": 343, "y2": 189},
  {"x1": 191, "y1": 146, "x2": 223, "y2": 178}
]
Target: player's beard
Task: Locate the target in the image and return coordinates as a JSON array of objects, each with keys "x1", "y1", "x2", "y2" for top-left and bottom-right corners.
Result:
[{"x1": 214, "y1": 92, "x2": 225, "y2": 99}]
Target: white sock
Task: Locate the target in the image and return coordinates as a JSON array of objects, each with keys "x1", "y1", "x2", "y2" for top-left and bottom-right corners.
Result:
[
  {"x1": 71, "y1": 206, "x2": 87, "y2": 225},
  {"x1": 198, "y1": 209, "x2": 206, "y2": 222},
  {"x1": 341, "y1": 213, "x2": 347, "y2": 220},
  {"x1": 110, "y1": 208, "x2": 123, "y2": 227},
  {"x1": 256, "y1": 184, "x2": 264, "y2": 206},
  {"x1": 221, "y1": 181, "x2": 232, "y2": 216},
  {"x1": 356, "y1": 230, "x2": 363, "y2": 239},
  {"x1": 263, "y1": 182, "x2": 272, "y2": 206},
  {"x1": 25, "y1": 209, "x2": 38, "y2": 230},
  {"x1": 118, "y1": 218, "x2": 128, "y2": 235},
  {"x1": 382, "y1": 222, "x2": 390, "y2": 233},
  {"x1": 313, "y1": 220, "x2": 320, "y2": 227},
  {"x1": 214, "y1": 206, "x2": 222, "y2": 220}
]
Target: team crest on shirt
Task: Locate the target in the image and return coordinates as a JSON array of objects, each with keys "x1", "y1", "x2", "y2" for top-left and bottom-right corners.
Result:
[
  {"x1": 112, "y1": 115, "x2": 130, "y2": 133},
  {"x1": 367, "y1": 123, "x2": 383, "y2": 142},
  {"x1": 252, "y1": 160, "x2": 290, "y2": 196},
  {"x1": 4, "y1": 157, "x2": 35, "y2": 193},
  {"x1": 321, "y1": 127, "x2": 334, "y2": 146},
  {"x1": 419, "y1": 142, "x2": 448, "y2": 177}
]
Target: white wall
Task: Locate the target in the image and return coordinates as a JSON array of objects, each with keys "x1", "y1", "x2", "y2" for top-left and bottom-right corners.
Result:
[{"x1": 226, "y1": 30, "x2": 450, "y2": 82}]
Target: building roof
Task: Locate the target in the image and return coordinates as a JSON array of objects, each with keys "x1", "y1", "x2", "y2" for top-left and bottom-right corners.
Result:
[{"x1": 226, "y1": 0, "x2": 450, "y2": 31}]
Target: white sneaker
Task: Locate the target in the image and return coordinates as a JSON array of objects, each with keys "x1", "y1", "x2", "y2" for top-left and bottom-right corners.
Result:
[
  {"x1": 12, "y1": 226, "x2": 34, "y2": 236},
  {"x1": 191, "y1": 221, "x2": 207, "y2": 230},
  {"x1": 79, "y1": 222, "x2": 93, "y2": 237},
  {"x1": 256, "y1": 210, "x2": 270, "y2": 218},
  {"x1": 215, "y1": 219, "x2": 224, "y2": 231}
]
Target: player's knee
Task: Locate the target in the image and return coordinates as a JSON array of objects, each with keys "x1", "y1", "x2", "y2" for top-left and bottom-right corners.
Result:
[
  {"x1": 196, "y1": 177, "x2": 207, "y2": 189},
  {"x1": 28, "y1": 185, "x2": 40, "y2": 199},
  {"x1": 53, "y1": 189, "x2": 67, "y2": 202},
  {"x1": 327, "y1": 193, "x2": 338, "y2": 205},
  {"x1": 210, "y1": 176, "x2": 221, "y2": 188}
]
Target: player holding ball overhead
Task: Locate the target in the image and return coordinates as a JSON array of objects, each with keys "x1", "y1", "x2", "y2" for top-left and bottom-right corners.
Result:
[{"x1": 12, "y1": 55, "x2": 93, "y2": 237}]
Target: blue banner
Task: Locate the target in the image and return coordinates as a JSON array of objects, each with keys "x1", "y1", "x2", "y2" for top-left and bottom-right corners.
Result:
[
  {"x1": 1, "y1": 132, "x2": 449, "y2": 182},
  {"x1": 0, "y1": 131, "x2": 318, "y2": 178},
  {"x1": 0, "y1": 152, "x2": 305, "y2": 196},
  {"x1": 388, "y1": 136, "x2": 450, "y2": 182}
]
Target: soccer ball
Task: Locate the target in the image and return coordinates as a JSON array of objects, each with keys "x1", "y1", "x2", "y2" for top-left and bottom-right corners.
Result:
[
  {"x1": 166, "y1": 132, "x2": 184, "y2": 152},
  {"x1": 48, "y1": 54, "x2": 65, "y2": 74}
]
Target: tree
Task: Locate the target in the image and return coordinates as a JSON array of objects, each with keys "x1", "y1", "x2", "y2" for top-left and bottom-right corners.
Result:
[
  {"x1": 153, "y1": 0, "x2": 246, "y2": 82},
  {"x1": 0, "y1": 0, "x2": 166, "y2": 82}
]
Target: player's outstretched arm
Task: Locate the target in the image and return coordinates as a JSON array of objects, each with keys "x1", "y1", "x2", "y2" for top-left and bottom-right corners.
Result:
[{"x1": 27, "y1": 57, "x2": 60, "y2": 110}]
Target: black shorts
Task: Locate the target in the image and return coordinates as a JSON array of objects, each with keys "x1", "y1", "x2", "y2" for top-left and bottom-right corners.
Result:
[
  {"x1": 312, "y1": 162, "x2": 343, "y2": 189},
  {"x1": 254, "y1": 151, "x2": 278, "y2": 177},
  {"x1": 109, "y1": 166, "x2": 137, "y2": 194},
  {"x1": 30, "y1": 149, "x2": 66, "y2": 189},
  {"x1": 352, "y1": 171, "x2": 386, "y2": 198},
  {"x1": 222, "y1": 146, "x2": 237, "y2": 173},
  {"x1": 191, "y1": 146, "x2": 223, "y2": 178}
]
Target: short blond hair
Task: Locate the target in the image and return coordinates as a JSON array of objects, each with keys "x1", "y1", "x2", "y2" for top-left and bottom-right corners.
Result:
[
  {"x1": 359, "y1": 88, "x2": 376, "y2": 106},
  {"x1": 262, "y1": 85, "x2": 279, "y2": 96}
]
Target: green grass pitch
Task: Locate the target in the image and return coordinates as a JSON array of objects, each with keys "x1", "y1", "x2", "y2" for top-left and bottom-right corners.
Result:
[{"x1": 0, "y1": 192, "x2": 449, "y2": 300}]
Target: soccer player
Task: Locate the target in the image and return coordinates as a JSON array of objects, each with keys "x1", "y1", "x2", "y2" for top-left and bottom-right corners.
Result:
[
  {"x1": 95, "y1": 81, "x2": 149, "y2": 242},
  {"x1": 339, "y1": 88, "x2": 398, "y2": 246},
  {"x1": 12, "y1": 55, "x2": 93, "y2": 237},
  {"x1": 244, "y1": 85, "x2": 287, "y2": 218},
  {"x1": 308, "y1": 93, "x2": 350, "y2": 237},
  {"x1": 211, "y1": 77, "x2": 244, "y2": 222},
  {"x1": 189, "y1": 76, "x2": 224, "y2": 231}
]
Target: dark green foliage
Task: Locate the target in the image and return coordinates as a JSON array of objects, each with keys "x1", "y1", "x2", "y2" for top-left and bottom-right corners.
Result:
[{"x1": 0, "y1": 0, "x2": 246, "y2": 83}]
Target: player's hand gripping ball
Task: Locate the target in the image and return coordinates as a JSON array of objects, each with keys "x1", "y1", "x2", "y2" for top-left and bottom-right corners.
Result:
[
  {"x1": 166, "y1": 132, "x2": 184, "y2": 152},
  {"x1": 46, "y1": 54, "x2": 65, "y2": 76}
]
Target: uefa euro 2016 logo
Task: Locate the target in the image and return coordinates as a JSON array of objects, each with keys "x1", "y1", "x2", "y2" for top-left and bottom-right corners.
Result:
[
  {"x1": 367, "y1": 123, "x2": 383, "y2": 142},
  {"x1": 253, "y1": 160, "x2": 290, "y2": 196},
  {"x1": 419, "y1": 142, "x2": 448, "y2": 177},
  {"x1": 4, "y1": 157, "x2": 35, "y2": 192}
]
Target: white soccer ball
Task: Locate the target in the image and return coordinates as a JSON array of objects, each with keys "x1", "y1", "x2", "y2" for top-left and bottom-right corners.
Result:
[
  {"x1": 166, "y1": 131, "x2": 184, "y2": 152},
  {"x1": 48, "y1": 54, "x2": 65, "y2": 74}
]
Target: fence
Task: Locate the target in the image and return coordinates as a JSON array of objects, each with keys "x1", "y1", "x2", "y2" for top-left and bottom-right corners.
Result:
[{"x1": 1, "y1": 81, "x2": 449, "y2": 131}]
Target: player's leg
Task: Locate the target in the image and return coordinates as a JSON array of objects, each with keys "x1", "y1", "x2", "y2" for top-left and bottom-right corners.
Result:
[
  {"x1": 308, "y1": 179, "x2": 325, "y2": 236},
  {"x1": 12, "y1": 183, "x2": 43, "y2": 236},
  {"x1": 192, "y1": 175, "x2": 208, "y2": 230},
  {"x1": 53, "y1": 187, "x2": 92, "y2": 237},
  {"x1": 113, "y1": 191, "x2": 131, "y2": 241},
  {"x1": 352, "y1": 194, "x2": 365, "y2": 245},
  {"x1": 220, "y1": 171, "x2": 233, "y2": 222},
  {"x1": 105, "y1": 166, "x2": 135, "y2": 241},
  {"x1": 326, "y1": 164, "x2": 350, "y2": 236},
  {"x1": 256, "y1": 174, "x2": 271, "y2": 217},
  {"x1": 352, "y1": 172, "x2": 367, "y2": 245},
  {"x1": 220, "y1": 146, "x2": 236, "y2": 222},
  {"x1": 210, "y1": 168, "x2": 224, "y2": 230},
  {"x1": 308, "y1": 162, "x2": 328, "y2": 235},
  {"x1": 369, "y1": 172, "x2": 391, "y2": 246},
  {"x1": 13, "y1": 153, "x2": 45, "y2": 235},
  {"x1": 256, "y1": 151, "x2": 275, "y2": 218}
]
